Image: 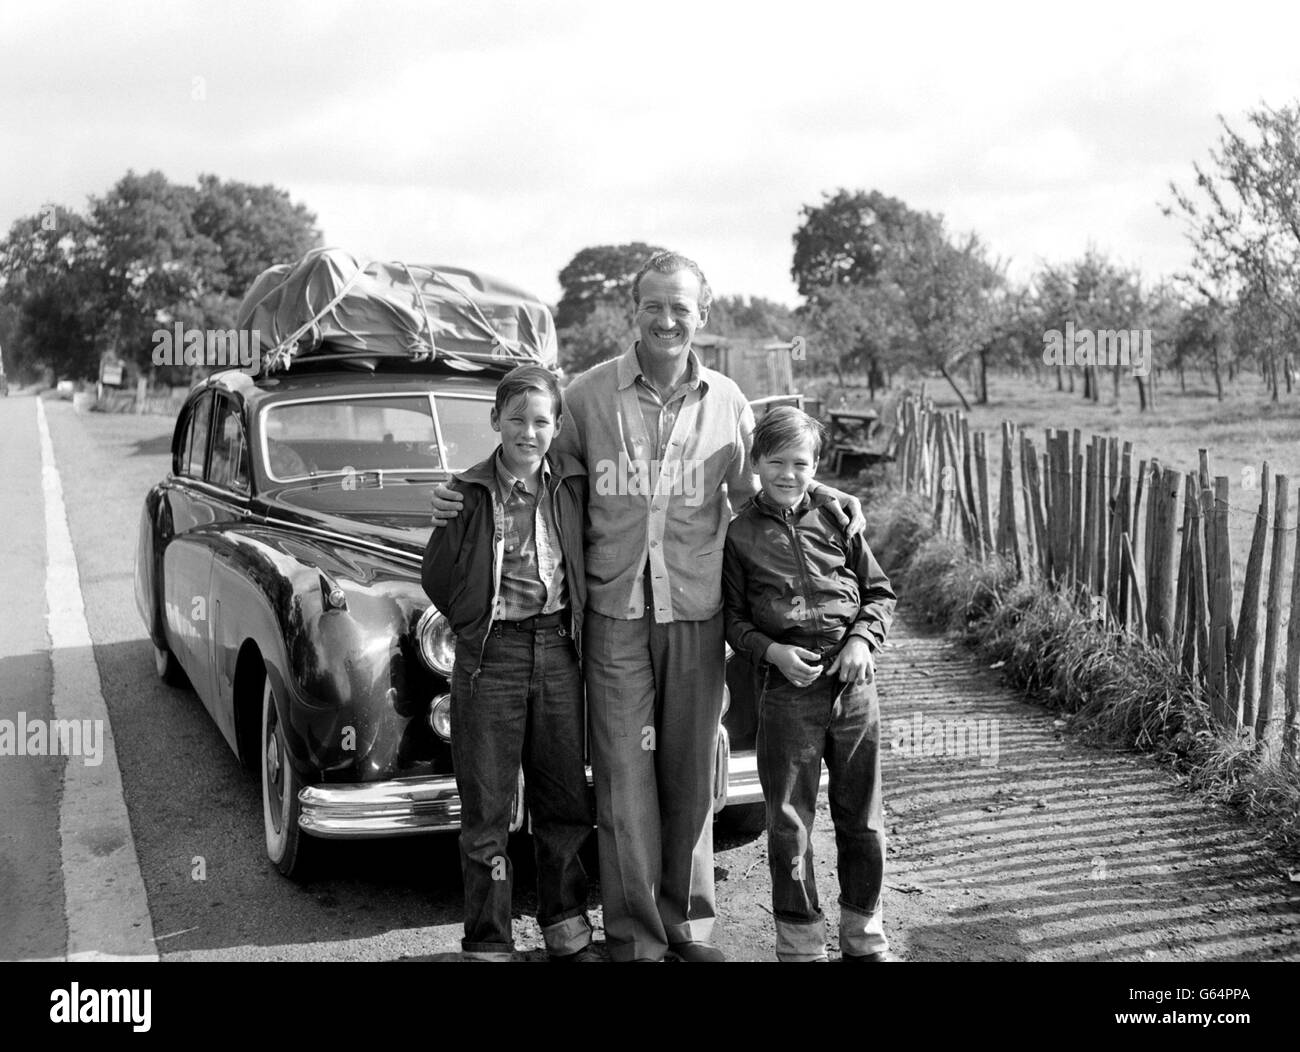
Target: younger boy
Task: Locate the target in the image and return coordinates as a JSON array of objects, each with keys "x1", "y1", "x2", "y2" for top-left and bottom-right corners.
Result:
[
  {"x1": 422, "y1": 364, "x2": 595, "y2": 962},
  {"x1": 722, "y1": 406, "x2": 897, "y2": 962}
]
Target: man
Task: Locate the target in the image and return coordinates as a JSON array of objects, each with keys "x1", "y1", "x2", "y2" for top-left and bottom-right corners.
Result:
[{"x1": 430, "y1": 251, "x2": 863, "y2": 961}]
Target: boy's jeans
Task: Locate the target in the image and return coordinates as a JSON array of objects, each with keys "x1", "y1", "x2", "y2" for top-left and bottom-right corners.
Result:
[
  {"x1": 449, "y1": 615, "x2": 594, "y2": 958},
  {"x1": 756, "y1": 666, "x2": 888, "y2": 962}
]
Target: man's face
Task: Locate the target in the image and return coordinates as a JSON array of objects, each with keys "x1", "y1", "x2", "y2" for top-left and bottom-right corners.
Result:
[{"x1": 634, "y1": 268, "x2": 707, "y2": 367}]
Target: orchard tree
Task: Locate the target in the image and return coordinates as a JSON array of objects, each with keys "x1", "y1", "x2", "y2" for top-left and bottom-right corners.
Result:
[
  {"x1": 1166, "y1": 101, "x2": 1300, "y2": 400},
  {"x1": 793, "y1": 188, "x2": 1004, "y2": 408}
]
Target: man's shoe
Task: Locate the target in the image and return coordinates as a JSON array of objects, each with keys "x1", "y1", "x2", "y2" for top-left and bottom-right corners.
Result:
[
  {"x1": 549, "y1": 945, "x2": 600, "y2": 963},
  {"x1": 667, "y1": 941, "x2": 726, "y2": 963},
  {"x1": 842, "y1": 950, "x2": 893, "y2": 962}
]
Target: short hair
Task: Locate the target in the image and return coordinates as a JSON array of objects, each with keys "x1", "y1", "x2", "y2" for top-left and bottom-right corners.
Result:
[
  {"x1": 631, "y1": 251, "x2": 713, "y2": 314},
  {"x1": 494, "y1": 364, "x2": 562, "y2": 419},
  {"x1": 751, "y1": 405, "x2": 826, "y2": 462}
]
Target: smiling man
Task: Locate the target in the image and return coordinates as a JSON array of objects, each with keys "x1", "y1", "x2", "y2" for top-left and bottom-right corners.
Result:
[{"x1": 430, "y1": 250, "x2": 863, "y2": 962}]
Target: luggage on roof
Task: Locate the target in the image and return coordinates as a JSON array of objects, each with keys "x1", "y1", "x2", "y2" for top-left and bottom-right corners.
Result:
[{"x1": 235, "y1": 247, "x2": 557, "y2": 374}]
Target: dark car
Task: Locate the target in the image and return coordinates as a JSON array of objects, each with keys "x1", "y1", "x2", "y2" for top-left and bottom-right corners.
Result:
[{"x1": 135, "y1": 358, "x2": 766, "y2": 878}]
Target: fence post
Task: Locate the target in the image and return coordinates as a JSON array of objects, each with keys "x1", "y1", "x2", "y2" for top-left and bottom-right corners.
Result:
[
  {"x1": 997, "y1": 421, "x2": 1022, "y2": 576},
  {"x1": 1070, "y1": 431, "x2": 1082, "y2": 589},
  {"x1": 1146, "y1": 466, "x2": 1179, "y2": 647},
  {"x1": 1183, "y1": 473, "x2": 1210, "y2": 683},
  {"x1": 1207, "y1": 476, "x2": 1235, "y2": 728},
  {"x1": 1232, "y1": 464, "x2": 1270, "y2": 732},
  {"x1": 1257, "y1": 474, "x2": 1289, "y2": 755},
  {"x1": 1284, "y1": 484, "x2": 1300, "y2": 761}
]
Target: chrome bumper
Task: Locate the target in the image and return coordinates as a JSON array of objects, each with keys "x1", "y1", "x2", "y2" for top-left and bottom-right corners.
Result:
[
  {"x1": 298, "y1": 748, "x2": 801, "y2": 839},
  {"x1": 714, "y1": 751, "x2": 830, "y2": 811},
  {"x1": 298, "y1": 775, "x2": 463, "y2": 838}
]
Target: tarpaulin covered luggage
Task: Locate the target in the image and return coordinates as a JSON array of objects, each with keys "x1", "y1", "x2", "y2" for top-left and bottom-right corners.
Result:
[{"x1": 235, "y1": 247, "x2": 557, "y2": 374}]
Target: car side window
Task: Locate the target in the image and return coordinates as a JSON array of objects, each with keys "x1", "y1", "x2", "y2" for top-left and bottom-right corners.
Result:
[
  {"x1": 182, "y1": 393, "x2": 214, "y2": 479},
  {"x1": 208, "y1": 396, "x2": 250, "y2": 493}
]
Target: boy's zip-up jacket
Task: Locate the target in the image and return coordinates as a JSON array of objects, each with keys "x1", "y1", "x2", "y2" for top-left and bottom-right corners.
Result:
[
  {"x1": 722, "y1": 488, "x2": 897, "y2": 669},
  {"x1": 421, "y1": 450, "x2": 588, "y2": 688}
]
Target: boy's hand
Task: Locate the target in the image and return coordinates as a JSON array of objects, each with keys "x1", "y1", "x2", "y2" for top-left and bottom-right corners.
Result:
[
  {"x1": 765, "y1": 642, "x2": 823, "y2": 687},
  {"x1": 827, "y1": 638, "x2": 875, "y2": 684},
  {"x1": 429, "y1": 482, "x2": 464, "y2": 529}
]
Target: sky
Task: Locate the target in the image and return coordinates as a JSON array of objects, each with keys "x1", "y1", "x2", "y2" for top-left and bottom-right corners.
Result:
[{"x1": 3, "y1": 0, "x2": 1299, "y2": 308}]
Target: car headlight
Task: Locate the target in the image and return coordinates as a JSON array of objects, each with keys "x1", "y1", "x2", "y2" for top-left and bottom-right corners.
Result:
[
  {"x1": 416, "y1": 607, "x2": 456, "y2": 676},
  {"x1": 724, "y1": 641, "x2": 734, "y2": 662},
  {"x1": 429, "y1": 693, "x2": 452, "y2": 740}
]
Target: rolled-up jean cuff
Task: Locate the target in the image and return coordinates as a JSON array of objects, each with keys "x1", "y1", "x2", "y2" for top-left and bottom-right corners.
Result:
[
  {"x1": 462, "y1": 946, "x2": 514, "y2": 961},
  {"x1": 839, "y1": 900, "x2": 888, "y2": 957},
  {"x1": 775, "y1": 914, "x2": 827, "y2": 962},
  {"x1": 542, "y1": 912, "x2": 593, "y2": 956}
]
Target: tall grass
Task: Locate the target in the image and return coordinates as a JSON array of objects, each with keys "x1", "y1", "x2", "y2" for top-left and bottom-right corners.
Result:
[{"x1": 864, "y1": 485, "x2": 1300, "y2": 851}]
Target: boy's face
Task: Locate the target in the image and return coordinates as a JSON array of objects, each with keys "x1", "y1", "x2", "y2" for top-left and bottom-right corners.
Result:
[
  {"x1": 491, "y1": 390, "x2": 558, "y2": 479},
  {"x1": 756, "y1": 435, "x2": 818, "y2": 509}
]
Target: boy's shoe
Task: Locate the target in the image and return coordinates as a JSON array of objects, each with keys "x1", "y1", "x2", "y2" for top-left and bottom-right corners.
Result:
[
  {"x1": 666, "y1": 941, "x2": 727, "y2": 962},
  {"x1": 549, "y1": 945, "x2": 600, "y2": 963},
  {"x1": 842, "y1": 950, "x2": 893, "y2": 962}
]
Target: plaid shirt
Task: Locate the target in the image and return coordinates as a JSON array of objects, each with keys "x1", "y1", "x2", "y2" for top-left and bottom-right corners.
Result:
[{"x1": 491, "y1": 449, "x2": 568, "y2": 621}]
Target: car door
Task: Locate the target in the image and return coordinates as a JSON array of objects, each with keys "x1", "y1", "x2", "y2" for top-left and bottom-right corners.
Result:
[
  {"x1": 201, "y1": 392, "x2": 255, "y2": 746},
  {"x1": 162, "y1": 391, "x2": 219, "y2": 694}
]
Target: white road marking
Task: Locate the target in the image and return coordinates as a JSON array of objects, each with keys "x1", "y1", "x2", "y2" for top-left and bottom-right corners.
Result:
[{"x1": 36, "y1": 398, "x2": 158, "y2": 961}]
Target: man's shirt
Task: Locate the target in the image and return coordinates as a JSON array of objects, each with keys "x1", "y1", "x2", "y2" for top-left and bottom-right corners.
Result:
[
  {"x1": 552, "y1": 342, "x2": 758, "y2": 623},
  {"x1": 491, "y1": 449, "x2": 568, "y2": 621}
]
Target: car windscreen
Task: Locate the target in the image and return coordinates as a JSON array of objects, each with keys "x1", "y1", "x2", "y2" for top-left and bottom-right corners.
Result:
[{"x1": 260, "y1": 393, "x2": 497, "y2": 481}]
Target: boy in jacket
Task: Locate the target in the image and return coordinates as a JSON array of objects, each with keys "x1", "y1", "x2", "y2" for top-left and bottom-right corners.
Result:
[
  {"x1": 421, "y1": 364, "x2": 595, "y2": 961},
  {"x1": 722, "y1": 406, "x2": 897, "y2": 962}
]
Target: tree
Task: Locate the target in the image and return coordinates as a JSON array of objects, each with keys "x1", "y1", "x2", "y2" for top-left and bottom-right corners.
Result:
[
  {"x1": 1166, "y1": 101, "x2": 1300, "y2": 401},
  {"x1": 791, "y1": 189, "x2": 921, "y2": 298},
  {"x1": 555, "y1": 242, "x2": 667, "y2": 330},
  {"x1": 0, "y1": 170, "x2": 320, "y2": 381},
  {"x1": 1031, "y1": 250, "x2": 1148, "y2": 406},
  {"x1": 794, "y1": 188, "x2": 1005, "y2": 409},
  {"x1": 89, "y1": 170, "x2": 222, "y2": 362},
  {"x1": 556, "y1": 300, "x2": 630, "y2": 375},
  {"x1": 191, "y1": 174, "x2": 322, "y2": 297},
  {"x1": 708, "y1": 294, "x2": 796, "y2": 339},
  {"x1": 0, "y1": 209, "x2": 103, "y2": 379}
]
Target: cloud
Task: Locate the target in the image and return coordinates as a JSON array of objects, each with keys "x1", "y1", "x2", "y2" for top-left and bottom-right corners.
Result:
[{"x1": 4, "y1": 0, "x2": 1300, "y2": 305}]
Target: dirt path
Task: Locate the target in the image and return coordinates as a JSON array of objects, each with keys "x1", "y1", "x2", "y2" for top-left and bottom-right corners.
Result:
[{"x1": 710, "y1": 614, "x2": 1300, "y2": 962}]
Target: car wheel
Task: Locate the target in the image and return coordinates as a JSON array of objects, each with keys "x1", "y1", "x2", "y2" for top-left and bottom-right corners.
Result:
[
  {"x1": 153, "y1": 642, "x2": 189, "y2": 688},
  {"x1": 261, "y1": 675, "x2": 313, "y2": 879},
  {"x1": 721, "y1": 802, "x2": 768, "y2": 835}
]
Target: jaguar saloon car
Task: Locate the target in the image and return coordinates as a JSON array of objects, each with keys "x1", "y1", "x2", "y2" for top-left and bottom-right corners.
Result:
[{"x1": 134, "y1": 356, "x2": 767, "y2": 879}]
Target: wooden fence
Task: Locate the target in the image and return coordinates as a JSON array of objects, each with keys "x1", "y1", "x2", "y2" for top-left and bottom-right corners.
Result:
[{"x1": 891, "y1": 392, "x2": 1300, "y2": 762}]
